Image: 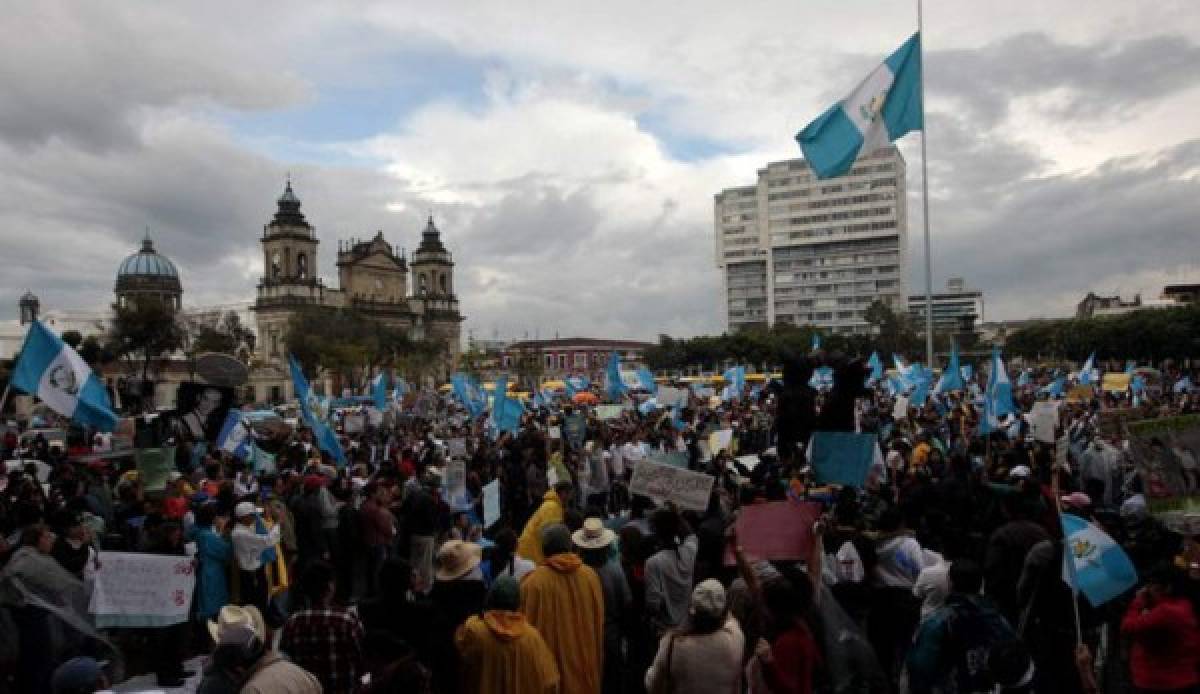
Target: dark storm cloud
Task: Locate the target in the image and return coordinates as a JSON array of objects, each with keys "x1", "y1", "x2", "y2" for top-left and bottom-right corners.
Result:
[
  {"x1": 926, "y1": 139, "x2": 1200, "y2": 317},
  {"x1": 932, "y1": 32, "x2": 1200, "y2": 127},
  {"x1": 0, "y1": 2, "x2": 306, "y2": 151}
]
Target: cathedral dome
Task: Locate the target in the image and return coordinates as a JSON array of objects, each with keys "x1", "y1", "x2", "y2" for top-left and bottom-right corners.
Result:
[{"x1": 115, "y1": 235, "x2": 183, "y2": 307}]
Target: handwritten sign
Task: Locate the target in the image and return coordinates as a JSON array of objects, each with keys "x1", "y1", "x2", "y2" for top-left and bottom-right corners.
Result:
[
  {"x1": 649, "y1": 451, "x2": 689, "y2": 469},
  {"x1": 892, "y1": 395, "x2": 910, "y2": 420},
  {"x1": 447, "y1": 438, "x2": 467, "y2": 459},
  {"x1": 1066, "y1": 385, "x2": 1094, "y2": 404},
  {"x1": 564, "y1": 414, "x2": 587, "y2": 448},
  {"x1": 445, "y1": 460, "x2": 468, "y2": 509},
  {"x1": 482, "y1": 480, "x2": 501, "y2": 528},
  {"x1": 724, "y1": 501, "x2": 821, "y2": 565},
  {"x1": 595, "y1": 405, "x2": 626, "y2": 421},
  {"x1": 548, "y1": 426, "x2": 561, "y2": 440},
  {"x1": 708, "y1": 429, "x2": 733, "y2": 455},
  {"x1": 629, "y1": 458, "x2": 715, "y2": 511},
  {"x1": 343, "y1": 413, "x2": 365, "y2": 434},
  {"x1": 809, "y1": 431, "x2": 877, "y2": 487},
  {"x1": 656, "y1": 386, "x2": 687, "y2": 409},
  {"x1": 89, "y1": 551, "x2": 195, "y2": 627}
]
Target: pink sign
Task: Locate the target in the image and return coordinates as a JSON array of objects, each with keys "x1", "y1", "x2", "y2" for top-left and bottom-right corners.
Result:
[{"x1": 725, "y1": 500, "x2": 821, "y2": 565}]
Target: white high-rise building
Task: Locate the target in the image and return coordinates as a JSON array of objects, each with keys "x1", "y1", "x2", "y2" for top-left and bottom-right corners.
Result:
[{"x1": 714, "y1": 147, "x2": 907, "y2": 335}]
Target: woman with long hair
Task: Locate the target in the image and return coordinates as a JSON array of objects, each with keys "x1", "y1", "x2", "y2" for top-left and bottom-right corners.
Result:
[{"x1": 480, "y1": 527, "x2": 534, "y2": 586}]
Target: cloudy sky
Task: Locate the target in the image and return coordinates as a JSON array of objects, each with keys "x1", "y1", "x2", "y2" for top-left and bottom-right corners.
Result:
[{"x1": 2, "y1": 1, "x2": 1198, "y2": 342}]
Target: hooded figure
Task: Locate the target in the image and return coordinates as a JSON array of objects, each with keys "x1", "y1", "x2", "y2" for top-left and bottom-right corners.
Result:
[
  {"x1": 517, "y1": 483, "x2": 573, "y2": 564},
  {"x1": 521, "y1": 524, "x2": 605, "y2": 694},
  {"x1": 456, "y1": 575, "x2": 560, "y2": 694}
]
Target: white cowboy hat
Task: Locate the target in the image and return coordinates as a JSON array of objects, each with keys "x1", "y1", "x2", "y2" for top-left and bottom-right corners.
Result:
[
  {"x1": 207, "y1": 604, "x2": 265, "y2": 647},
  {"x1": 572, "y1": 517, "x2": 616, "y2": 550}
]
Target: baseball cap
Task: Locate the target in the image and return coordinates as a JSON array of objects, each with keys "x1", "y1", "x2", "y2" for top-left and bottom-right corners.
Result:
[{"x1": 1008, "y1": 465, "x2": 1032, "y2": 479}]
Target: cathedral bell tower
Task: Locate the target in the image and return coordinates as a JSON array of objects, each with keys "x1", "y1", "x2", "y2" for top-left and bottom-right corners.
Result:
[{"x1": 254, "y1": 180, "x2": 324, "y2": 363}]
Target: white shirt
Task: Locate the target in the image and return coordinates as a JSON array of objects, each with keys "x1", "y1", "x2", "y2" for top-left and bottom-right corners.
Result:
[
  {"x1": 609, "y1": 444, "x2": 625, "y2": 478},
  {"x1": 232, "y1": 522, "x2": 281, "y2": 571}
]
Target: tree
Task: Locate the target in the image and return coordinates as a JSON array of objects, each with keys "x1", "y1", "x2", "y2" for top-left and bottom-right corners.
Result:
[
  {"x1": 864, "y1": 299, "x2": 920, "y2": 358},
  {"x1": 106, "y1": 301, "x2": 186, "y2": 412},
  {"x1": 78, "y1": 335, "x2": 113, "y2": 367}
]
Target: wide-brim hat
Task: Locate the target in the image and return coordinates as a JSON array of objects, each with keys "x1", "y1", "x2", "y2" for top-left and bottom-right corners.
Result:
[
  {"x1": 234, "y1": 501, "x2": 257, "y2": 518},
  {"x1": 435, "y1": 540, "x2": 482, "y2": 581},
  {"x1": 207, "y1": 604, "x2": 265, "y2": 646},
  {"x1": 572, "y1": 517, "x2": 616, "y2": 550}
]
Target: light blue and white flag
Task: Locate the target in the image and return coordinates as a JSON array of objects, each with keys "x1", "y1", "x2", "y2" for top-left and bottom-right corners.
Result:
[
  {"x1": 867, "y1": 352, "x2": 884, "y2": 386},
  {"x1": 1016, "y1": 369, "x2": 1032, "y2": 388},
  {"x1": 288, "y1": 354, "x2": 346, "y2": 466},
  {"x1": 1125, "y1": 360, "x2": 1136, "y2": 375},
  {"x1": 935, "y1": 342, "x2": 964, "y2": 394},
  {"x1": 1174, "y1": 376, "x2": 1193, "y2": 394},
  {"x1": 1042, "y1": 375, "x2": 1067, "y2": 399},
  {"x1": 637, "y1": 367, "x2": 658, "y2": 394},
  {"x1": 371, "y1": 371, "x2": 389, "y2": 411},
  {"x1": 605, "y1": 352, "x2": 627, "y2": 402},
  {"x1": 392, "y1": 377, "x2": 408, "y2": 408},
  {"x1": 961, "y1": 364, "x2": 973, "y2": 385},
  {"x1": 491, "y1": 375, "x2": 523, "y2": 436},
  {"x1": 11, "y1": 320, "x2": 117, "y2": 431},
  {"x1": 796, "y1": 33, "x2": 923, "y2": 179},
  {"x1": 1061, "y1": 512, "x2": 1138, "y2": 607},
  {"x1": 982, "y1": 347, "x2": 1016, "y2": 434},
  {"x1": 567, "y1": 376, "x2": 590, "y2": 391},
  {"x1": 893, "y1": 353, "x2": 909, "y2": 375},
  {"x1": 811, "y1": 332, "x2": 821, "y2": 352},
  {"x1": 216, "y1": 410, "x2": 253, "y2": 459},
  {"x1": 562, "y1": 376, "x2": 577, "y2": 399},
  {"x1": 722, "y1": 365, "x2": 747, "y2": 401},
  {"x1": 809, "y1": 366, "x2": 834, "y2": 391},
  {"x1": 451, "y1": 373, "x2": 488, "y2": 418},
  {"x1": 1079, "y1": 353, "x2": 1097, "y2": 385}
]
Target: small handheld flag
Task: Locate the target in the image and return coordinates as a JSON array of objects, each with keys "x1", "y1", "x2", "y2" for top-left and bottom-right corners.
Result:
[
  {"x1": 1061, "y1": 512, "x2": 1137, "y2": 607},
  {"x1": 371, "y1": 371, "x2": 388, "y2": 411},
  {"x1": 605, "y1": 352, "x2": 627, "y2": 402},
  {"x1": 288, "y1": 355, "x2": 347, "y2": 466},
  {"x1": 11, "y1": 321, "x2": 117, "y2": 431},
  {"x1": 796, "y1": 33, "x2": 922, "y2": 179}
]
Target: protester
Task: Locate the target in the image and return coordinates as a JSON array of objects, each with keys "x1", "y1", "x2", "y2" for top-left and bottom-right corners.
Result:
[
  {"x1": 644, "y1": 506, "x2": 699, "y2": 634},
  {"x1": 1120, "y1": 563, "x2": 1200, "y2": 693},
  {"x1": 279, "y1": 560, "x2": 365, "y2": 694},
  {"x1": 521, "y1": 523, "x2": 605, "y2": 694},
  {"x1": 456, "y1": 575, "x2": 561, "y2": 694},
  {"x1": 50, "y1": 656, "x2": 109, "y2": 694},
  {"x1": 574, "y1": 516, "x2": 631, "y2": 694},
  {"x1": 644, "y1": 578, "x2": 744, "y2": 694},
  {"x1": 518, "y1": 481, "x2": 574, "y2": 564},
  {"x1": 230, "y1": 502, "x2": 281, "y2": 614}
]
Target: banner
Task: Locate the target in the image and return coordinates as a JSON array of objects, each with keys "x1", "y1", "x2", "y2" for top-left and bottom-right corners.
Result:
[
  {"x1": 482, "y1": 479, "x2": 501, "y2": 528},
  {"x1": 343, "y1": 413, "x2": 365, "y2": 434},
  {"x1": 809, "y1": 431, "x2": 876, "y2": 487},
  {"x1": 724, "y1": 501, "x2": 821, "y2": 565},
  {"x1": 1030, "y1": 401, "x2": 1060, "y2": 444},
  {"x1": 1127, "y1": 415, "x2": 1200, "y2": 532},
  {"x1": 629, "y1": 458, "x2": 715, "y2": 511},
  {"x1": 709, "y1": 429, "x2": 734, "y2": 455},
  {"x1": 1066, "y1": 385, "x2": 1094, "y2": 404},
  {"x1": 648, "y1": 451, "x2": 689, "y2": 469},
  {"x1": 89, "y1": 551, "x2": 195, "y2": 628},
  {"x1": 1101, "y1": 373, "x2": 1131, "y2": 393},
  {"x1": 445, "y1": 460, "x2": 469, "y2": 510}
]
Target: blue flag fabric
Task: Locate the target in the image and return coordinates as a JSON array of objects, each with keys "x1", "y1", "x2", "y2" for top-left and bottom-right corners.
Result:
[
  {"x1": 605, "y1": 352, "x2": 627, "y2": 402},
  {"x1": 491, "y1": 376, "x2": 523, "y2": 435},
  {"x1": 810, "y1": 431, "x2": 877, "y2": 487},
  {"x1": 11, "y1": 320, "x2": 118, "y2": 432},
  {"x1": 288, "y1": 355, "x2": 347, "y2": 466},
  {"x1": 936, "y1": 342, "x2": 964, "y2": 393},
  {"x1": 809, "y1": 366, "x2": 834, "y2": 391},
  {"x1": 637, "y1": 367, "x2": 658, "y2": 394},
  {"x1": 372, "y1": 371, "x2": 388, "y2": 411},
  {"x1": 452, "y1": 373, "x2": 487, "y2": 418},
  {"x1": 1175, "y1": 376, "x2": 1193, "y2": 394},
  {"x1": 981, "y1": 347, "x2": 1016, "y2": 435},
  {"x1": 811, "y1": 333, "x2": 821, "y2": 352},
  {"x1": 563, "y1": 377, "x2": 578, "y2": 399},
  {"x1": 722, "y1": 365, "x2": 746, "y2": 401},
  {"x1": 867, "y1": 352, "x2": 884, "y2": 385},
  {"x1": 568, "y1": 376, "x2": 590, "y2": 391},
  {"x1": 797, "y1": 33, "x2": 922, "y2": 179},
  {"x1": 1079, "y1": 353, "x2": 1097, "y2": 385},
  {"x1": 1061, "y1": 512, "x2": 1138, "y2": 607},
  {"x1": 216, "y1": 410, "x2": 253, "y2": 459}
]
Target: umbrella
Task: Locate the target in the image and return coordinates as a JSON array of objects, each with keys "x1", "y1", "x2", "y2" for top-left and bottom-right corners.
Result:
[{"x1": 572, "y1": 392, "x2": 599, "y2": 405}]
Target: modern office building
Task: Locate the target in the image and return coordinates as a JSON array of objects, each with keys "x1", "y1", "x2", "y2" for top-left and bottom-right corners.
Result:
[
  {"x1": 714, "y1": 147, "x2": 907, "y2": 335},
  {"x1": 907, "y1": 277, "x2": 985, "y2": 334}
]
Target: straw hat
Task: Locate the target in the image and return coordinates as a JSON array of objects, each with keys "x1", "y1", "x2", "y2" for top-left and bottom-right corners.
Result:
[
  {"x1": 572, "y1": 517, "x2": 616, "y2": 550},
  {"x1": 435, "y1": 540, "x2": 483, "y2": 581},
  {"x1": 207, "y1": 604, "x2": 265, "y2": 647}
]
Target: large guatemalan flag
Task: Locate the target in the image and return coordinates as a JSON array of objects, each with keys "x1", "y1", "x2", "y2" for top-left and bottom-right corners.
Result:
[
  {"x1": 1061, "y1": 512, "x2": 1137, "y2": 607},
  {"x1": 796, "y1": 33, "x2": 923, "y2": 179},
  {"x1": 11, "y1": 320, "x2": 117, "y2": 431}
]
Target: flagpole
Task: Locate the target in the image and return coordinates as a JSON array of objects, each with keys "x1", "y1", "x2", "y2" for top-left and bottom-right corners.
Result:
[{"x1": 918, "y1": 0, "x2": 935, "y2": 366}]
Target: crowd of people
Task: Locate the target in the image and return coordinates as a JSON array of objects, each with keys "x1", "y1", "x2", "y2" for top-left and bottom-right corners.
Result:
[{"x1": 2, "y1": 355, "x2": 1200, "y2": 694}]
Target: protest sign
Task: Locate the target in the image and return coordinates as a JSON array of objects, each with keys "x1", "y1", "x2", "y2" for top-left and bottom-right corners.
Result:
[
  {"x1": 343, "y1": 413, "x2": 365, "y2": 434},
  {"x1": 1030, "y1": 401, "x2": 1060, "y2": 444},
  {"x1": 1066, "y1": 385, "x2": 1094, "y2": 404},
  {"x1": 709, "y1": 429, "x2": 733, "y2": 455},
  {"x1": 1101, "y1": 373, "x2": 1131, "y2": 393},
  {"x1": 892, "y1": 395, "x2": 910, "y2": 420},
  {"x1": 546, "y1": 465, "x2": 559, "y2": 487},
  {"x1": 1127, "y1": 414, "x2": 1200, "y2": 531},
  {"x1": 629, "y1": 458, "x2": 715, "y2": 511},
  {"x1": 649, "y1": 451, "x2": 689, "y2": 469},
  {"x1": 446, "y1": 438, "x2": 467, "y2": 459},
  {"x1": 90, "y1": 551, "x2": 195, "y2": 628},
  {"x1": 724, "y1": 501, "x2": 822, "y2": 565},
  {"x1": 135, "y1": 447, "x2": 175, "y2": 492},
  {"x1": 366, "y1": 408, "x2": 383, "y2": 427},
  {"x1": 656, "y1": 386, "x2": 687, "y2": 409},
  {"x1": 809, "y1": 431, "x2": 876, "y2": 487},
  {"x1": 548, "y1": 426, "x2": 561, "y2": 440},
  {"x1": 595, "y1": 405, "x2": 626, "y2": 421},
  {"x1": 482, "y1": 480, "x2": 501, "y2": 528},
  {"x1": 564, "y1": 413, "x2": 587, "y2": 448},
  {"x1": 445, "y1": 460, "x2": 469, "y2": 509}
]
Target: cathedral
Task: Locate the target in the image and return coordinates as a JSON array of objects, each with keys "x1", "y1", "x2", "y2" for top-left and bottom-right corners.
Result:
[{"x1": 251, "y1": 181, "x2": 463, "y2": 402}]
